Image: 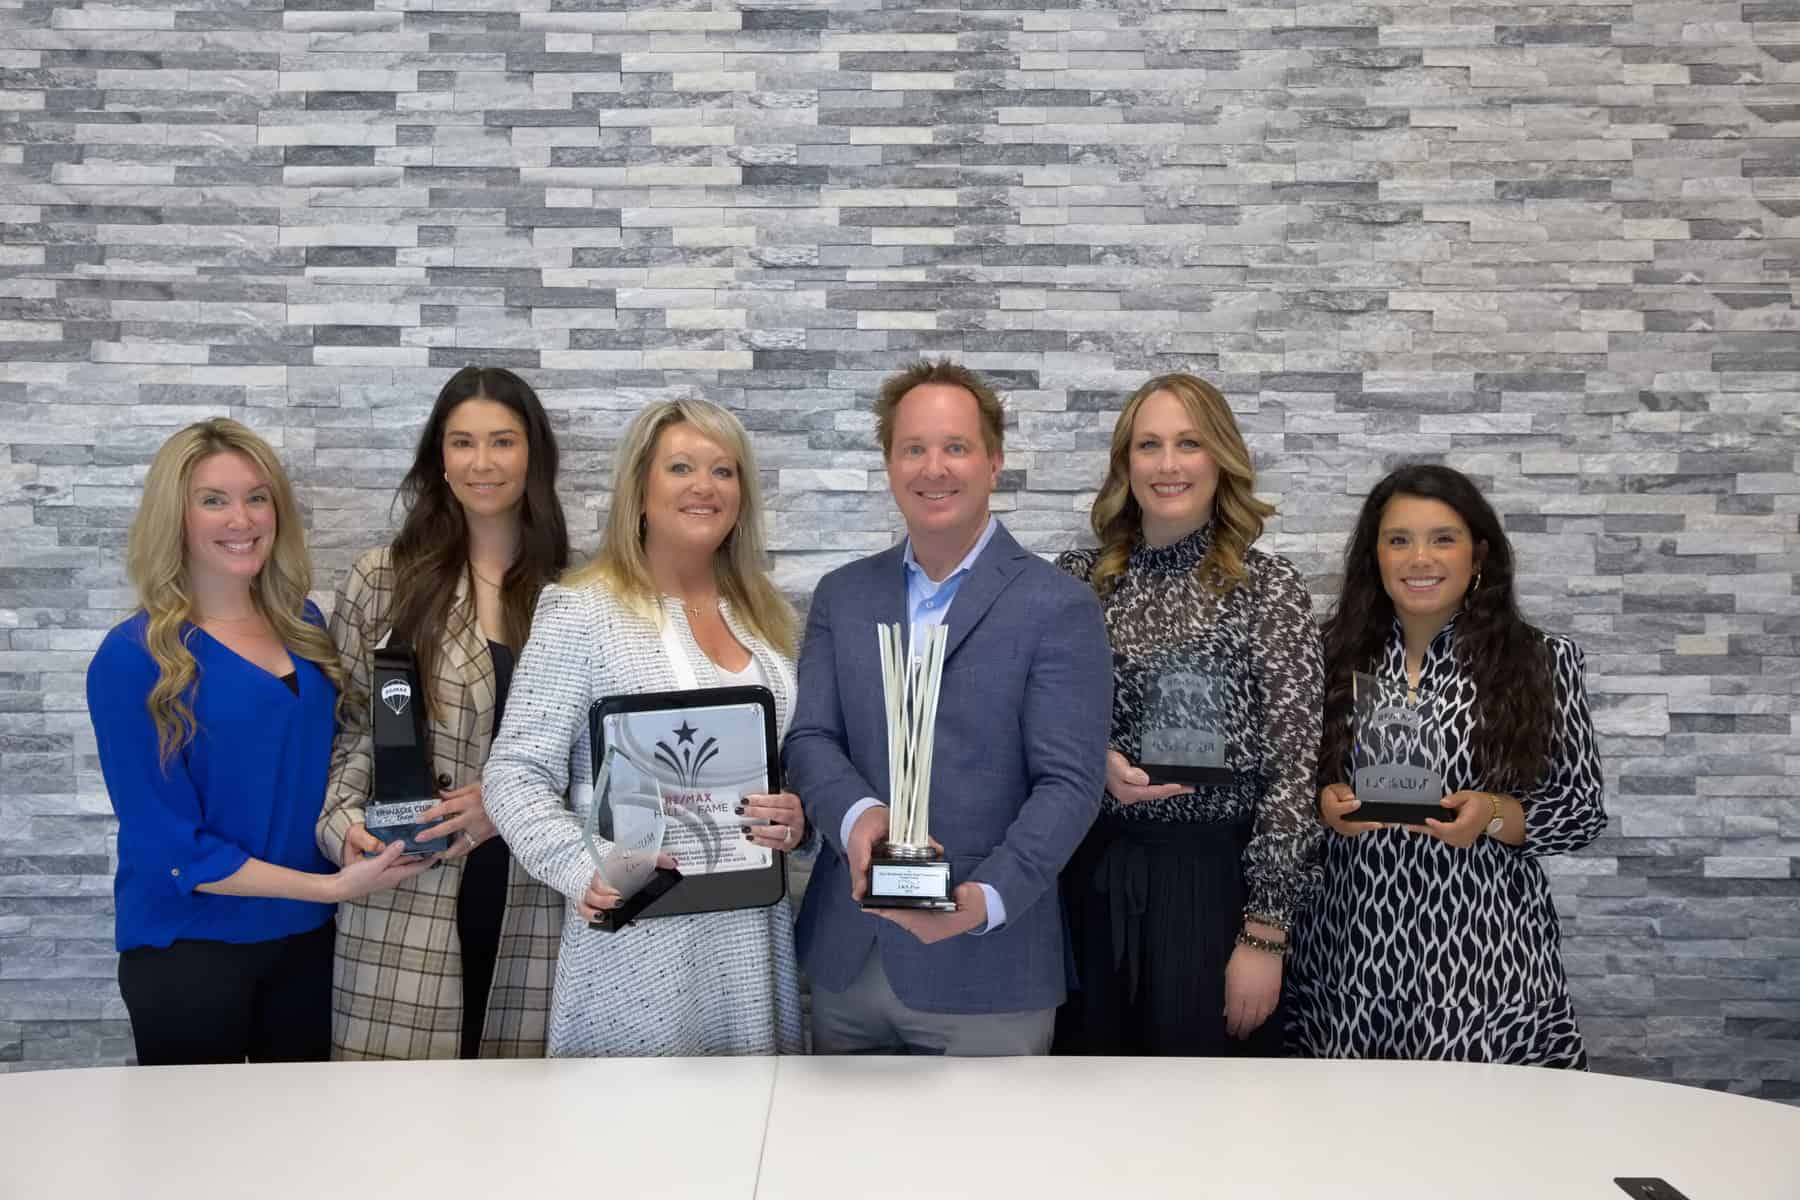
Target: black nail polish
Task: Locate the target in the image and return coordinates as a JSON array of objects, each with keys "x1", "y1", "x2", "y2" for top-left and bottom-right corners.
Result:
[{"x1": 733, "y1": 804, "x2": 744, "y2": 815}]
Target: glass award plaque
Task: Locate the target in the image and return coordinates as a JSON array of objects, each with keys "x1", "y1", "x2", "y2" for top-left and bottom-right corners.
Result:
[
  {"x1": 1138, "y1": 655, "x2": 1233, "y2": 789},
  {"x1": 585, "y1": 685, "x2": 786, "y2": 923},
  {"x1": 1350, "y1": 671, "x2": 1447, "y2": 825},
  {"x1": 581, "y1": 745, "x2": 682, "y2": 933},
  {"x1": 362, "y1": 645, "x2": 453, "y2": 858}
]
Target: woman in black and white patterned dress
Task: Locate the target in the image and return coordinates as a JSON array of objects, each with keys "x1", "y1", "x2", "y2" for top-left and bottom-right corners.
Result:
[
  {"x1": 1055, "y1": 374, "x2": 1323, "y2": 1055},
  {"x1": 1285, "y1": 464, "x2": 1606, "y2": 1066}
]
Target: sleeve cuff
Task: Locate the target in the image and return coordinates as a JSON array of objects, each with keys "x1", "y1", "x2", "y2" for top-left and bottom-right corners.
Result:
[
  {"x1": 970, "y1": 882, "x2": 1006, "y2": 934},
  {"x1": 840, "y1": 797, "x2": 884, "y2": 850},
  {"x1": 318, "y1": 806, "x2": 364, "y2": 866},
  {"x1": 172, "y1": 845, "x2": 251, "y2": 896}
]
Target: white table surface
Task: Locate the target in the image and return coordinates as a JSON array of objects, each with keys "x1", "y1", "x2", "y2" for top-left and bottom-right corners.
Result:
[
  {"x1": 760, "y1": 1057, "x2": 1800, "y2": 1200},
  {"x1": 0, "y1": 1055, "x2": 776, "y2": 1200},
  {"x1": 4, "y1": 1055, "x2": 1796, "y2": 1199}
]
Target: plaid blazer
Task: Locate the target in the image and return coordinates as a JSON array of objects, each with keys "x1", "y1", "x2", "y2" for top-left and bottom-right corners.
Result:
[{"x1": 317, "y1": 547, "x2": 562, "y2": 1060}]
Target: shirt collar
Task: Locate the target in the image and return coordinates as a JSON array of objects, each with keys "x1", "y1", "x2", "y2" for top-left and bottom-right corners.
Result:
[{"x1": 902, "y1": 515, "x2": 998, "y2": 587}]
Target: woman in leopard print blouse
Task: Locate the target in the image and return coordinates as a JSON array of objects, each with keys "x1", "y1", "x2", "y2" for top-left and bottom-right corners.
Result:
[
  {"x1": 1054, "y1": 374, "x2": 1324, "y2": 1055},
  {"x1": 1284, "y1": 464, "x2": 1606, "y2": 1066}
]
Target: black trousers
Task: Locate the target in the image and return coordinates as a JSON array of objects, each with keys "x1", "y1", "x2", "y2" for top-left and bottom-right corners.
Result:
[
  {"x1": 456, "y1": 837, "x2": 510, "y2": 1059},
  {"x1": 1055, "y1": 816, "x2": 1284, "y2": 1057},
  {"x1": 117, "y1": 919, "x2": 333, "y2": 1066}
]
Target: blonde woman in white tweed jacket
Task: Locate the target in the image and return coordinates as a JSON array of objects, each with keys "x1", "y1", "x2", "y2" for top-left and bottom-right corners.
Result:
[{"x1": 485, "y1": 398, "x2": 808, "y2": 1056}]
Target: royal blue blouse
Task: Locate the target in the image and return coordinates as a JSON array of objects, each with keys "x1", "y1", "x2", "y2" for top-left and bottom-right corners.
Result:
[{"x1": 87, "y1": 606, "x2": 337, "y2": 952}]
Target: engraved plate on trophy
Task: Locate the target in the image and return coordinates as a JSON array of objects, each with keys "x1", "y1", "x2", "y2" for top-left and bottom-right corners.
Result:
[{"x1": 1350, "y1": 671, "x2": 1447, "y2": 825}]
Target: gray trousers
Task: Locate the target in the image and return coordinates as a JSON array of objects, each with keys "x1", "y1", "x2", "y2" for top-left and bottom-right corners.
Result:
[{"x1": 810, "y1": 947, "x2": 1055, "y2": 1056}]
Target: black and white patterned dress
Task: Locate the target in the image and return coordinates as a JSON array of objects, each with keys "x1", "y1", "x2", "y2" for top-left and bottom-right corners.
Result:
[
  {"x1": 1054, "y1": 524, "x2": 1324, "y2": 1053},
  {"x1": 1284, "y1": 620, "x2": 1607, "y2": 1067}
]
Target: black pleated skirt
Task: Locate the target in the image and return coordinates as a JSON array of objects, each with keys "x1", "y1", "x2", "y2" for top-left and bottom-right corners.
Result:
[{"x1": 1055, "y1": 815, "x2": 1283, "y2": 1057}]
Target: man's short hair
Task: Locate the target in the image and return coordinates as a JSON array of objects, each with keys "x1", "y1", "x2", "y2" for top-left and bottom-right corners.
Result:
[{"x1": 873, "y1": 358, "x2": 1006, "y2": 458}]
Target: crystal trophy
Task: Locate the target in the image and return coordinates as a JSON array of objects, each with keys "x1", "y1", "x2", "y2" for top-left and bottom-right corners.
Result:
[
  {"x1": 1350, "y1": 671, "x2": 1446, "y2": 825},
  {"x1": 581, "y1": 745, "x2": 683, "y2": 932},
  {"x1": 1138, "y1": 656, "x2": 1232, "y2": 789}
]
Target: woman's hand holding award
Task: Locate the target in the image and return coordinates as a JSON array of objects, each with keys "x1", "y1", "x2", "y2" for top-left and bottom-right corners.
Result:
[{"x1": 861, "y1": 622, "x2": 957, "y2": 911}]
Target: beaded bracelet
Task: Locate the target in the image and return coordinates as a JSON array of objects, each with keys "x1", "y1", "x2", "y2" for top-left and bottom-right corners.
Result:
[{"x1": 1235, "y1": 928, "x2": 1290, "y2": 956}]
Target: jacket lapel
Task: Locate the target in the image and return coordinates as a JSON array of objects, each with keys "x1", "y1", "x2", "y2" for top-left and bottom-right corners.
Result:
[
  {"x1": 858, "y1": 540, "x2": 910, "y2": 646},
  {"x1": 940, "y1": 519, "x2": 1028, "y2": 663},
  {"x1": 441, "y1": 571, "x2": 494, "y2": 765}
]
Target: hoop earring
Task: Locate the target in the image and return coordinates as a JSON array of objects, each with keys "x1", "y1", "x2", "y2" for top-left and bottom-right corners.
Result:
[{"x1": 1463, "y1": 569, "x2": 1483, "y2": 609}]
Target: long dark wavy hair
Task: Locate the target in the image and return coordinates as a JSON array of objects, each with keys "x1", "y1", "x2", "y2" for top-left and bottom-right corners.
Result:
[
  {"x1": 388, "y1": 367, "x2": 570, "y2": 718},
  {"x1": 1318, "y1": 463, "x2": 1553, "y2": 792}
]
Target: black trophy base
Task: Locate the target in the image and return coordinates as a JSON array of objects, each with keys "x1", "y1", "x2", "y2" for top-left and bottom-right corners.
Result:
[
  {"x1": 1140, "y1": 761, "x2": 1234, "y2": 789},
  {"x1": 1353, "y1": 800, "x2": 1447, "y2": 826},
  {"x1": 860, "y1": 852, "x2": 956, "y2": 913},
  {"x1": 587, "y1": 866, "x2": 683, "y2": 933}
]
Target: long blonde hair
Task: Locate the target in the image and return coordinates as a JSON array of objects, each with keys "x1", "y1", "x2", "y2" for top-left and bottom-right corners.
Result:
[
  {"x1": 125, "y1": 418, "x2": 349, "y2": 762},
  {"x1": 565, "y1": 398, "x2": 797, "y2": 658},
  {"x1": 1087, "y1": 374, "x2": 1274, "y2": 598}
]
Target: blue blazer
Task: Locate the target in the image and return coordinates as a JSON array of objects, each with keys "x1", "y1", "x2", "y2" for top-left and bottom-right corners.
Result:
[{"x1": 784, "y1": 520, "x2": 1112, "y2": 1015}]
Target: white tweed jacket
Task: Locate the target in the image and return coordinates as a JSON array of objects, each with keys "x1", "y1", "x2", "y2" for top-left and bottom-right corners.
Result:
[{"x1": 483, "y1": 580, "x2": 806, "y2": 1056}]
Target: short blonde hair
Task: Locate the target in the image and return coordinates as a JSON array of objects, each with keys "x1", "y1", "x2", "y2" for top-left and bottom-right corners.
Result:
[
  {"x1": 566, "y1": 398, "x2": 796, "y2": 657},
  {"x1": 1086, "y1": 374, "x2": 1274, "y2": 598},
  {"x1": 874, "y1": 358, "x2": 1005, "y2": 458},
  {"x1": 126, "y1": 419, "x2": 348, "y2": 761}
]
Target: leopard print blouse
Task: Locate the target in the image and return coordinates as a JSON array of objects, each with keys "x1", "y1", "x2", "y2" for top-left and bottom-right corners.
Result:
[{"x1": 1057, "y1": 522, "x2": 1326, "y2": 927}]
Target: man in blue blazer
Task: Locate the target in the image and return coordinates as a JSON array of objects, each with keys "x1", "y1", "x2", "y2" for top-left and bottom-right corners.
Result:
[{"x1": 784, "y1": 359, "x2": 1112, "y2": 1054}]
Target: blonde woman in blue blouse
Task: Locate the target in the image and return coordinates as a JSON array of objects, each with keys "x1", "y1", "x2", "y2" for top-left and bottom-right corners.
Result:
[{"x1": 86, "y1": 419, "x2": 426, "y2": 1065}]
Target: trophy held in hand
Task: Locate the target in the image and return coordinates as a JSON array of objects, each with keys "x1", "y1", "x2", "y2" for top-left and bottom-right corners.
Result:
[
  {"x1": 581, "y1": 744, "x2": 683, "y2": 933},
  {"x1": 363, "y1": 645, "x2": 454, "y2": 858},
  {"x1": 861, "y1": 622, "x2": 956, "y2": 912},
  {"x1": 1350, "y1": 671, "x2": 1447, "y2": 826}
]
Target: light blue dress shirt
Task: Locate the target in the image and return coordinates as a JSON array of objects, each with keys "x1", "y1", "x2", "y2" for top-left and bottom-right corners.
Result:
[{"x1": 842, "y1": 517, "x2": 1007, "y2": 932}]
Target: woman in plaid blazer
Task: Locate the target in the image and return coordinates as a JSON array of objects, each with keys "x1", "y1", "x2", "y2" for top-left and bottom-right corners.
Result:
[{"x1": 317, "y1": 367, "x2": 571, "y2": 1059}]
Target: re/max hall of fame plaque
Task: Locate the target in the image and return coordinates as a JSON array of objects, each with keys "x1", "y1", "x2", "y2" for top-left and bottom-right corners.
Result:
[{"x1": 582, "y1": 686, "x2": 786, "y2": 931}]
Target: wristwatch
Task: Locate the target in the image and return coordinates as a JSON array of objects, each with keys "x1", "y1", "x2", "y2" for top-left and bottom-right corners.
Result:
[{"x1": 1485, "y1": 793, "x2": 1504, "y2": 837}]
